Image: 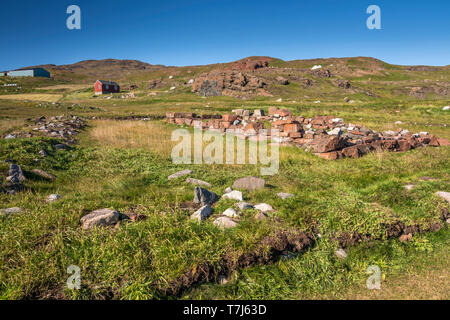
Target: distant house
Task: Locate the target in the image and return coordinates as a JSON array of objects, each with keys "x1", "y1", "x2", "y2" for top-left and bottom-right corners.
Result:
[
  {"x1": 94, "y1": 80, "x2": 120, "y2": 95},
  {"x1": 7, "y1": 68, "x2": 50, "y2": 78}
]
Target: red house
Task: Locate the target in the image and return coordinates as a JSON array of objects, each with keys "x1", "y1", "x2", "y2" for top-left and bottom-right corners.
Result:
[{"x1": 94, "y1": 80, "x2": 120, "y2": 95}]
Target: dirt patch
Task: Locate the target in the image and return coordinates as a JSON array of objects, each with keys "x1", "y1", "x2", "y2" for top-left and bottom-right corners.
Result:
[{"x1": 161, "y1": 229, "x2": 315, "y2": 297}]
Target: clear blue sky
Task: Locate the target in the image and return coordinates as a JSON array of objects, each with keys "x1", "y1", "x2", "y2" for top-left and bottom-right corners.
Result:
[{"x1": 0, "y1": 0, "x2": 449, "y2": 70}]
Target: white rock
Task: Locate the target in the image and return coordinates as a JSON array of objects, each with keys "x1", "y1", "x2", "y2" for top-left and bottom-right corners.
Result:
[
  {"x1": 331, "y1": 118, "x2": 343, "y2": 123},
  {"x1": 276, "y1": 98, "x2": 282, "y2": 102},
  {"x1": 335, "y1": 248, "x2": 347, "y2": 259},
  {"x1": 237, "y1": 202, "x2": 253, "y2": 210},
  {"x1": 4, "y1": 134, "x2": 16, "y2": 139},
  {"x1": 404, "y1": 184, "x2": 415, "y2": 191},
  {"x1": 435, "y1": 191, "x2": 450, "y2": 203},
  {"x1": 224, "y1": 187, "x2": 232, "y2": 194},
  {"x1": 314, "y1": 100, "x2": 321, "y2": 104},
  {"x1": 191, "y1": 205, "x2": 213, "y2": 222},
  {"x1": 327, "y1": 128, "x2": 342, "y2": 136},
  {"x1": 223, "y1": 208, "x2": 238, "y2": 218},
  {"x1": 170, "y1": 86, "x2": 176, "y2": 90},
  {"x1": 168, "y1": 75, "x2": 174, "y2": 79},
  {"x1": 395, "y1": 121, "x2": 403, "y2": 125},
  {"x1": 80, "y1": 208, "x2": 120, "y2": 230},
  {"x1": 0, "y1": 207, "x2": 22, "y2": 216},
  {"x1": 254, "y1": 203, "x2": 274, "y2": 213},
  {"x1": 187, "y1": 79, "x2": 194, "y2": 84},
  {"x1": 213, "y1": 216, "x2": 238, "y2": 229},
  {"x1": 185, "y1": 178, "x2": 211, "y2": 187},
  {"x1": 443, "y1": 106, "x2": 450, "y2": 111},
  {"x1": 168, "y1": 169, "x2": 192, "y2": 180},
  {"x1": 311, "y1": 65, "x2": 322, "y2": 70},
  {"x1": 47, "y1": 194, "x2": 62, "y2": 202},
  {"x1": 277, "y1": 192, "x2": 294, "y2": 199},
  {"x1": 222, "y1": 190, "x2": 243, "y2": 201}
]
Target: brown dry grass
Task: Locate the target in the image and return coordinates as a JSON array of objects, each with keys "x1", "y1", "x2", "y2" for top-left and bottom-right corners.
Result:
[
  {"x1": 0, "y1": 118, "x2": 24, "y2": 135},
  {"x1": 0, "y1": 94, "x2": 62, "y2": 102},
  {"x1": 89, "y1": 120, "x2": 175, "y2": 156}
]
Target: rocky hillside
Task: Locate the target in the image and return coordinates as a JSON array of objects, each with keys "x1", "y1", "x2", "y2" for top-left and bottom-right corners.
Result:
[{"x1": 15, "y1": 56, "x2": 450, "y2": 101}]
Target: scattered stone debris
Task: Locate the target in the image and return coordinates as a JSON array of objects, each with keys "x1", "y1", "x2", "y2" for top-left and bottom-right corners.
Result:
[
  {"x1": 4, "y1": 163, "x2": 25, "y2": 194},
  {"x1": 213, "y1": 216, "x2": 238, "y2": 229},
  {"x1": 80, "y1": 208, "x2": 121, "y2": 230},
  {"x1": 335, "y1": 248, "x2": 347, "y2": 259},
  {"x1": 277, "y1": 192, "x2": 294, "y2": 199},
  {"x1": 46, "y1": 194, "x2": 61, "y2": 202},
  {"x1": 31, "y1": 169, "x2": 56, "y2": 181},
  {"x1": 232, "y1": 176, "x2": 265, "y2": 191},
  {"x1": 222, "y1": 190, "x2": 243, "y2": 201},
  {"x1": 191, "y1": 205, "x2": 213, "y2": 222},
  {"x1": 2, "y1": 115, "x2": 86, "y2": 142},
  {"x1": 168, "y1": 169, "x2": 192, "y2": 180},
  {"x1": 166, "y1": 109, "x2": 447, "y2": 160},
  {"x1": 193, "y1": 187, "x2": 219, "y2": 206},
  {"x1": 185, "y1": 177, "x2": 211, "y2": 187},
  {"x1": 0, "y1": 207, "x2": 22, "y2": 217}
]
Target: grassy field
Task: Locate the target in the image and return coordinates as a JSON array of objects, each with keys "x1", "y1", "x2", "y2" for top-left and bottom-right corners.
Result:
[{"x1": 0, "y1": 57, "x2": 449, "y2": 300}]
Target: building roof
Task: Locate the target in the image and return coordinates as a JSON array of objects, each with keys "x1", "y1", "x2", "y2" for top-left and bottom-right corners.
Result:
[{"x1": 96, "y1": 80, "x2": 119, "y2": 86}]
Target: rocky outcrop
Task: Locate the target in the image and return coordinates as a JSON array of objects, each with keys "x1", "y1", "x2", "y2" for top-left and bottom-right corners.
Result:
[{"x1": 192, "y1": 70, "x2": 266, "y2": 97}]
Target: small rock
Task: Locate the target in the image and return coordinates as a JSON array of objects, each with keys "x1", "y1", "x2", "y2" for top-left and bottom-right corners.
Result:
[
  {"x1": 193, "y1": 187, "x2": 219, "y2": 206},
  {"x1": 0, "y1": 207, "x2": 22, "y2": 216},
  {"x1": 223, "y1": 208, "x2": 238, "y2": 218},
  {"x1": 213, "y1": 216, "x2": 238, "y2": 229},
  {"x1": 254, "y1": 203, "x2": 274, "y2": 213},
  {"x1": 404, "y1": 184, "x2": 415, "y2": 191},
  {"x1": 399, "y1": 233, "x2": 413, "y2": 242},
  {"x1": 38, "y1": 150, "x2": 48, "y2": 157},
  {"x1": 394, "y1": 121, "x2": 403, "y2": 125},
  {"x1": 4, "y1": 134, "x2": 16, "y2": 139},
  {"x1": 443, "y1": 106, "x2": 450, "y2": 111},
  {"x1": 254, "y1": 211, "x2": 267, "y2": 220},
  {"x1": 224, "y1": 187, "x2": 232, "y2": 194},
  {"x1": 237, "y1": 202, "x2": 253, "y2": 210},
  {"x1": 47, "y1": 194, "x2": 61, "y2": 202},
  {"x1": 335, "y1": 248, "x2": 347, "y2": 259},
  {"x1": 80, "y1": 208, "x2": 120, "y2": 230},
  {"x1": 217, "y1": 275, "x2": 229, "y2": 285},
  {"x1": 31, "y1": 169, "x2": 56, "y2": 181},
  {"x1": 232, "y1": 176, "x2": 265, "y2": 191},
  {"x1": 277, "y1": 192, "x2": 293, "y2": 199},
  {"x1": 7, "y1": 164, "x2": 25, "y2": 183},
  {"x1": 222, "y1": 190, "x2": 243, "y2": 201},
  {"x1": 168, "y1": 169, "x2": 192, "y2": 180},
  {"x1": 185, "y1": 177, "x2": 211, "y2": 187},
  {"x1": 54, "y1": 143, "x2": 68, "y2": 150},
  {"x1": 435, "y1": 191, "x2": 450, "y2": 203},
  {"x1": 327, "y1": 128, "x2": 343, "y2": 136},
  {"x1": 191, "y1": 204, "x2": 213, "y2": 222}
]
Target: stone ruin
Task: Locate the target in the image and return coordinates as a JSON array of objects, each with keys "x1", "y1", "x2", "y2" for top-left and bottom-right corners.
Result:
[
  {"x1": 166, "y1": 108, "x2": 449, "y2": 160},
  {"x1": 2, "y1": 115, "x2": 86, "y2": 143}
]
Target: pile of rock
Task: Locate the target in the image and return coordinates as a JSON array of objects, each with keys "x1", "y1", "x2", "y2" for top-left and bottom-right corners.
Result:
[
  {"x1": 166, "y1": 108, "x2": 448, "y2": 160},
  {"x1": 192, "y1": 70, "x2": 267, "y2": 97},
  {"x1": 2, "y1": 115, "x2": 86, "y2": 142},
  {"x1": 4, "y1": 163, "x2": 25, "y2": 194}
]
